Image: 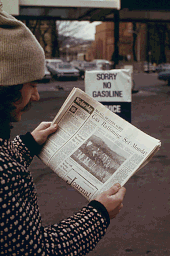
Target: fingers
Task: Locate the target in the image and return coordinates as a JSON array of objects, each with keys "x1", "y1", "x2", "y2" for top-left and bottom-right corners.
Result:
[
  {"x1": 42, "y1": 123, "x2": 58, "y2": 137},
  {"x1": 31, "y1": 122, "x2": 58, "y2": 145},
  {"x1": 106, "y1": 183, "x2": 121, "y2": 196},
  {"x1": 115, "y1": 187, "x2": 126, "y2": 201},
  {"x1": 93, "y1": 184, "x2": 126, "y2": 219},
  {"x1": 119, "y1": 203, "x2": 123, "y2": 210},
  {"x1": 49, "y1": 123, "x2": 58, "y2": 131},
  {"x1": 38, "y1": 121, "x2": 54, "y2": 129},
  {"x1": 108, "y1": 184, "x2": 126, "y2": 211},
  {"x1": 37, "y1": 122, "x2": 58, "y2": 132}
]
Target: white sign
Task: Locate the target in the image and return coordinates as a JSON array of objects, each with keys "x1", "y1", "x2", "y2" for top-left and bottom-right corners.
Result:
[
  {"x1": 85, "y1": 69, "x2": 132, "y2": 122},
  {"x1": 85, "y1": 69, "x2": 132, "y2": 102}
]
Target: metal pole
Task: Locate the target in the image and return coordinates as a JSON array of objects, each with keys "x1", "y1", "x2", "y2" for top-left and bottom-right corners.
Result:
[
  {"x1": 137, "y1": 35, "x2": 140, "y2": 62},
  {"x1": 147, "y1": 23, "x2": 150, "y2": 73}
]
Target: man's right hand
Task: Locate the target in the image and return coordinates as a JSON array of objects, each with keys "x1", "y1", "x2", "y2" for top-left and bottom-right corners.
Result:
[
  {"x1": 94, "y1": 183, "x2": 126, "y2": 219},
  {"x1": 31, "y1": 122, "x2": 58, "y2": 145}
]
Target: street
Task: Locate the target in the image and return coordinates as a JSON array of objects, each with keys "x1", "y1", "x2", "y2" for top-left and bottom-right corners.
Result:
[{"x1": 11, "y1": 73, "x2": 170, "y2": 256}]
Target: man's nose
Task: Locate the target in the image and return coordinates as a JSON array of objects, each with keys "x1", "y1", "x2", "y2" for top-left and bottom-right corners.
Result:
[{"x1": 31, "y1": 88, "x2": 40, "y2": 101}]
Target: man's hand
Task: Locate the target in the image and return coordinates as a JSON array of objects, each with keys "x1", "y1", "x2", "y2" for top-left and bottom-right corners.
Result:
[
  {"x1": 95, "y1": 183, "x2": 126, "y2": 219},
  {"x1": 31, "y1": 122, "x2": 58, "y2": 145}
]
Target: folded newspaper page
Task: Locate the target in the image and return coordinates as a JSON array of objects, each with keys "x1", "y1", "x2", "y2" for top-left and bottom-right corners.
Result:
[{"x1": 38, "y1": 88, "x2": 161, "y2": 201}]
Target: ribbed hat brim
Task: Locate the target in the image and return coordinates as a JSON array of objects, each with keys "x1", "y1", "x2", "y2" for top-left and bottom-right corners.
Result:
[{"x1": 0, "y1": 8, "x2": 45, "y2": 85}]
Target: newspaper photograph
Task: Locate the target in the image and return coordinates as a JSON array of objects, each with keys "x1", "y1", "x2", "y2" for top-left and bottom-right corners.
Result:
[
  {"x1": 38, "y1": 88, "x2": 161, "y2": 200},
  {"x1": 71, "y1": 133, "x2": 128, "y2": 183}
]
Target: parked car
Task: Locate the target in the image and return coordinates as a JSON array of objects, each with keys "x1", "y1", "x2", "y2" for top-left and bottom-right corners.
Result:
[
  {"x1": 42, "y1": 66, "x2": 51, "y2": 82},
  {"x1": 71, "y1": 60, "x2": 99, "y2": 79},
  {"x1": 158, "y1": 70, "x2": 170, "y2": 85},
  {"x1": 47, "y1": 62, "x2": 80, "y2": 80},
  {"x1": 37, "y1": 65, "x2": 51, "y2": 83},
  {"x1": 155, "y1": 63, "x2": 170, "y2": 73},
  {"x1": 143, "y1": 61, "x2": 156, "y2": 72},
  {"x1": 90, "y1": 59, "x2": 111, "y2": 70},
  {"x1": 46, "y1": 58, "x2": 63, "y2": 65}
]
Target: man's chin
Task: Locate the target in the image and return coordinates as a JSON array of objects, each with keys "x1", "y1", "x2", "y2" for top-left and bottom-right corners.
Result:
[
  {"x1": 11, "y1": 103, "x2": 32, "y2": 122},
  {"x1": 22, "y1": 102, "x2": 32, "y2": 112},
  {"x1": 10, "y1": 114, "x2": 22, "y2": 122}
]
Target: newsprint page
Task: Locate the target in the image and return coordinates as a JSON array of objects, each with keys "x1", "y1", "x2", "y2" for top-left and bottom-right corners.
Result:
[{"x1": 38, "y1": 88, "x2": 161, "y2": 201}]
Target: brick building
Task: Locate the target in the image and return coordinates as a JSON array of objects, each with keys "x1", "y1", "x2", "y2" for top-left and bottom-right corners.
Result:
[
  {"x1": 86, "y1": 21, "x2": 170, "y2": 67},
  {"x1": 86, "y1": 22, "x2": 147, "y2": 63}
]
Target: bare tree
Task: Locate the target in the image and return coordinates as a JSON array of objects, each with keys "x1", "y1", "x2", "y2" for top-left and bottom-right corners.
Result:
[
  {"x1": 25, "y1": 20, "x2": 52, "y2": 57},
  {"x1": 57, "y1": 21, "x2": 96, "y2": 41},
  {"x1": 24, "y1": 19, "x2": 94, "y2": 58}
]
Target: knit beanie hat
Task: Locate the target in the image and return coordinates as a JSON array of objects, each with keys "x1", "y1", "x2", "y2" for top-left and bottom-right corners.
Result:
[{"x1": 0, "y1": 2, "x2": 45, "y2": 86}]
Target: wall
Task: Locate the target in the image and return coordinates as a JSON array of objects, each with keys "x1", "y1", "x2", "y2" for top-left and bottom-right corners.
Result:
[{"x1": 95, "y1": 22, "x2": 114, "y2": 60}]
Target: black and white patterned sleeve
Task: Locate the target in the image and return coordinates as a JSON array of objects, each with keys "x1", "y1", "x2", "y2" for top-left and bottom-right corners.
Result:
[
  {"x1": 0, "y1": 165, "x2": 110, "y2": 256},
  {"x1": 12, "y1": 133, "x2": 41, "y2": 168},
  {"x1": 41, "y1": 201, "x2": 110, "y2": 255}
]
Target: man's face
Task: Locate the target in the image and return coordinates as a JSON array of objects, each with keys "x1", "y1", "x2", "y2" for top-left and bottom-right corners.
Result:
[{"x1": 11, "y1": 82, "x2": 40, "y2": 122}]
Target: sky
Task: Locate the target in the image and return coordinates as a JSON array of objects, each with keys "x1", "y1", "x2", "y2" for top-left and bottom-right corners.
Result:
[{"x1": 75, "y1": 21, "x2": 101, "y2": 40}]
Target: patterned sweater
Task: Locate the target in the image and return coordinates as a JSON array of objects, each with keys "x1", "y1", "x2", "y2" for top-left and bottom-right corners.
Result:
[{"x1": 0, "y1": 132, "x2": 110, "y2": 255}]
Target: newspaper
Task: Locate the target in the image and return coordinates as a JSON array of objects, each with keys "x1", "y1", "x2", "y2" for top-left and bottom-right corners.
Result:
[{"x1": 38, "y1": 88, "x2": 161, "y2": 201}]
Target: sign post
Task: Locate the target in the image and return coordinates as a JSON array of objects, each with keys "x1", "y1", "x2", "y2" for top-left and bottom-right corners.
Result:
[{"x1": 85, "y1": 69, "x2": 132, "y2": 122}]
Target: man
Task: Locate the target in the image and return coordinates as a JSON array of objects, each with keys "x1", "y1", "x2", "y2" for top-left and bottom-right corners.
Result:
[{"x1": 0, "y1": 2, "x2": 126, "y2": 255}]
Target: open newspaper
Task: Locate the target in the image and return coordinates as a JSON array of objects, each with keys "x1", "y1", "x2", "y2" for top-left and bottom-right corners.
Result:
[{"x1": 38, "y1": 88, "x2": 161, "y2": 201}]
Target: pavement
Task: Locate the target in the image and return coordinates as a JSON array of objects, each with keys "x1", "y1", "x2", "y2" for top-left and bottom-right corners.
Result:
[{"x1": 10, "y1": 73, "x2": 170, "y2": 256}]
